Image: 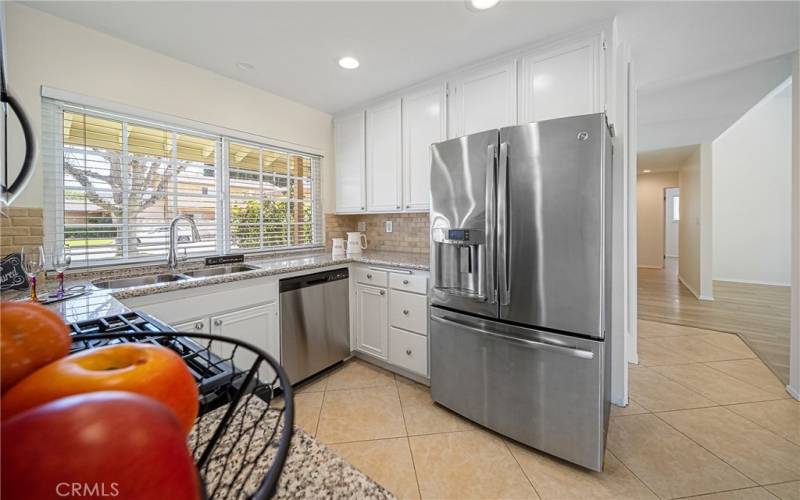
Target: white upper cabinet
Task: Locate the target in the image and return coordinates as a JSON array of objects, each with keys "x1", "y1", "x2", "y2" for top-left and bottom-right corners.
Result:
[
  {"x1": 519, "y1": 35, "x2": 602, "y2": 124},
  {"x1": 366, "y1": 98, "x2": 402, "y2": 212},
  {"x1": 449, "y1": 59, "x2": 517, "y2": 138},
  {"x1": 402, "y1": 84, "x2": 445, "y2": 211},
  {"x1": 334, "y1": 111, "x2": 366, "y2": 213}
]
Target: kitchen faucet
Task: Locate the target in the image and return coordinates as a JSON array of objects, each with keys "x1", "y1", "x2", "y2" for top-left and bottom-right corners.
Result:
[{"x1": 167, "y1": 215, "x2": 201, "y2": 270}]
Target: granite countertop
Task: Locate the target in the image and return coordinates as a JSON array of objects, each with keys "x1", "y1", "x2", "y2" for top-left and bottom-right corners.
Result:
[{"x1": 1, "y1": 250, "x2": 428, "y2": 323}]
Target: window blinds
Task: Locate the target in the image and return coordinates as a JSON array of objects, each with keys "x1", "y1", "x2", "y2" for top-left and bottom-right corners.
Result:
[{"x1": 42, "y1": 98, "x2": 322, "y2": 268}]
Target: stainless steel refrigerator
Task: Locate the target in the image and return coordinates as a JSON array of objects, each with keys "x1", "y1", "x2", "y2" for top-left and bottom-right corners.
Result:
[{"x1": 429, "y1": 113, "x2": 613, "y2": 471}]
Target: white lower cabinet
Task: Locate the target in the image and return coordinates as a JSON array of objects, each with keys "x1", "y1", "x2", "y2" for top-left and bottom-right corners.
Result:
[
  {"x1": 209, "y1": 302, "x2": 280, "y2": 381},
  {"x1": 388, "y1": 327, "x2": 428, "y2": 376},
  {"x1": 355, "y1": 283, "x2": 388, "y2": 359}
]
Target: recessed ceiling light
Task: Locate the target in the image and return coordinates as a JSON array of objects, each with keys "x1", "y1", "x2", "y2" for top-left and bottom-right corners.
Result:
[
  {"x1": 236, "y1": 62, "x2": 254, "y2": 71},
  {"x1": 467, "y1": 0, "x2": 500, "y2": 11},
  {"x1": 338, "y1": 56, "x2": 360, "y2": 69},
  {"x1": 642, "y1": 169, "x2": 652, "y2": 173}
]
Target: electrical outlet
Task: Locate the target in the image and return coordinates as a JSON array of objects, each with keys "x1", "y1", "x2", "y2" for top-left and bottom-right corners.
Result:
[
  {"x1": 357, "y1": 221, "x2": 366, "y2": 232},
  {"x1": 384, "y1": 221, "x2": 393, "y2": 233}
]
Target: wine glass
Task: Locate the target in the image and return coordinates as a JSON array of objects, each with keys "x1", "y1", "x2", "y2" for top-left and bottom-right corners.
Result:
[
  {"x1": 20, "y1": 245, "x2": 45, "y2": 302},
  {"x1": 51, "y1": 245, "x2": 72, "y2": 298}
]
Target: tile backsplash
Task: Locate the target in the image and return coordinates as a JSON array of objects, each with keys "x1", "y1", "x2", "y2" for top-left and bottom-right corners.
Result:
[
  {"x1": 325, "y1": 213, "x2": 429, "y2": 254},
  {"x1": 0, "y1": 208, "x2": 44, "y2": 257}
]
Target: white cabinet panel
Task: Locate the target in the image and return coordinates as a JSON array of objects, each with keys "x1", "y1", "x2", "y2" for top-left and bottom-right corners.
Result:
[
  {"x1": 449, "y1": 60, "x2": 516, "y2": 138},
  {"x1": 388, "y1": 327, "x2": 428, "y2": 377},
  {"x1": 210, "y1": 302, "x2": 280, "y2": 381},
  {"x1": 366, "y1": 99, "x2": 402, "y2": 212},
  {"x1": 519, "y1": 36, "x2": 601, "y2": 124},
  {"x1": 334, "y1": 111, "x2": 366, "y2": 213},
  {"x1": 355, "y1": 283, "x2": 388, "y2": 359},
  {"x1": 402, "y1": 85, "x2": 445, "y2": 210}
]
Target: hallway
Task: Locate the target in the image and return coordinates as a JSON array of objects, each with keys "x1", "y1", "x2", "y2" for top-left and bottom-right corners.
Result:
[{"x1": 638, "y1": 258, "x2": 791, "y2": 384}]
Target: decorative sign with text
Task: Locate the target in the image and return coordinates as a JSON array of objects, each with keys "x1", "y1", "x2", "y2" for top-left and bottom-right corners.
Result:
[{"x1": 1, "y1": 253, "x2": 29, "y2": 292}]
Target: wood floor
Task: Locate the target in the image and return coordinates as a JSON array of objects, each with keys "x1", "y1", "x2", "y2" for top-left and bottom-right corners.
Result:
[{"x1": 638, "y1": 258, "x2": 791, "y2": 384}]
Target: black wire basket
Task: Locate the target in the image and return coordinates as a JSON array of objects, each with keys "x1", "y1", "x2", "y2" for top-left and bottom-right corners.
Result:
[{"x1": 71, "y1": 331, "x2": 294, "y2": 500}]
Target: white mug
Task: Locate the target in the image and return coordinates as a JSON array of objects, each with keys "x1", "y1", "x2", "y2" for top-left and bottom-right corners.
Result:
[
  {"x1": 332, "y1": 238, "x2": 346, "y2": 257},
  {"x1": 346, "y1": 231, "x2": 367, "y2": 255}
]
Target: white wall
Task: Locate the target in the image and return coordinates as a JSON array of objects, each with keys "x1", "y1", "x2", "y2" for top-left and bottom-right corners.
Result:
[
  {"x1": 712, "y1": 79, "x2": 792, "y2": 286},
  {"x1": 636, "y1": 171, "x2": 679, "y2": 268},
  {"x1": 5, "y1": 4, "x2": 334, "y2": 210},
  {"x1": 678, "y1": 146, "x2": 702, "y2": 296},
  {"x1": 790, "y1": 51, "x2": 799, "y2": 400},
  {"x1": 664, "y1": 187, "x2": 679, "y2": 257}
]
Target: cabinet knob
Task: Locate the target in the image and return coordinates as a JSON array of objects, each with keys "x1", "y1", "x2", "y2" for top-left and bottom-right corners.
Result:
[
  {"x1": 402, "y1": 279, "x2": 409, "y2": 285},
  {"x1": 214, "y1": 319, "x2": 223, "y2": 326},
  {"x1": 379, "y1": 290, "x2": 386, "y2": 296},
  {"x1": 402, "y1": 309, "x2": 409, "y2": 315},
  {"x1": 194, "y1": 321, "x2": 204, "y2": 330},
  {"x1": 405, "y1": 349, "x2": 412, "y2": 356},
  {"x1": 366, "y1": 273, "x2": 373, "y2": 279}
]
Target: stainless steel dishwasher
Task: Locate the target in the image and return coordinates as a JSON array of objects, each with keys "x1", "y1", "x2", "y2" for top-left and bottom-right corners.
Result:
[{"x1": 279, "y1": 268, "x2": 350, "y2": 384}]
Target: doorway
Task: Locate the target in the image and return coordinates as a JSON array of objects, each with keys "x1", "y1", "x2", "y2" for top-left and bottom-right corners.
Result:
[{"x1": 664, "y1": 187, "x2": 679, "y2": 259}]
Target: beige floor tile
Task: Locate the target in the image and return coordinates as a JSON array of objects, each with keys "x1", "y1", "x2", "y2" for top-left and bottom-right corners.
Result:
[
  {"x1": 644, "y1": 336, "x2": 749, "y2": 364},
  {"x1": 698, "y1": 334, "x2": 757, "y2": 359},
  {"x1": 766, "y1": 481, "x2": 800, "y2": 500},
  {"x1": 611, "y1": 400, "x2": 650, "y2": 417},
  {"x1": 659, "y1": 406, "x2": 800, "y2": 485},
  {"x1": 607, "y1": 414, "x2": 754, "y2": 499},
  {"x1": 638, "y1": 338, "x2": 693, "y2": 366},
  {"x1": 325, "y1": 359, "x2": 396, "y2": 391},
  {"x1": 409, "y1": 430, "x2": 539, "y2": 499},
  {"x1": 508, "y1": 444, "x2": 657, "y2": 500},
  {"x1": 329, "y1": 437, "x2": 421, "y2": 500},
  {"x1": 292, "y1": 391, "x2": 324, "y2": 436},
  {"x1": 629, "y1": 366, "x2": 715, "y2": 412},
  {"x1": 295, "y1": 374, "x2": 328, "y2": 393},
  {"x1": 685, "y1": 487, "x2": 783, "y2": 499},
  {"x1": 652, "y1": 364, "x2": 779, "y2": 405},
  {"x1": 316, "y1": 385, "x2": 406, "y2": 443},
  {"x1": 638, "y1": 320, "x2": 717, "y2": 338},
  {"x1": 396, "y1": 375, "x2": 434, "y2": 406},
  {"x1": 402, "y1": 398, "x2": 475, "y2": 436},
  {"x1": 727, "y1": 399, "x2": 800, "y2": 446},
  {"x1": 705, "y1": 359, "x2": 790, "y2": 398}
]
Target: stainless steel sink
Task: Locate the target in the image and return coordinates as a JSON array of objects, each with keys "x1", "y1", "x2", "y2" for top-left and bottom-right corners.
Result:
[
  {"x1": 93, "y1": 273, "x2": 189, "y2": 289},
  {"x1": 182, "y1": 264, "x2": 259, "y2": 278}
]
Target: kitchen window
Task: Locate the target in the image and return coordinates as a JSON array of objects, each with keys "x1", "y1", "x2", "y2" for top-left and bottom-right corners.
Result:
[{"x1": 42, "y1": 98, "x2": 322, "y2": 267}]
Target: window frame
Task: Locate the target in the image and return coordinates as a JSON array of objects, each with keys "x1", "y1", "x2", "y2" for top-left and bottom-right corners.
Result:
[{"x1": 43, "y1": 97, "x2": 323, "y2": 269}]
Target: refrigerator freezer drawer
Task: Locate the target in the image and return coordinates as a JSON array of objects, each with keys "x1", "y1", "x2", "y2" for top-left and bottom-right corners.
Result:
[{"x1": 429, "y1": 308, "x2": 608, "y2": 471}]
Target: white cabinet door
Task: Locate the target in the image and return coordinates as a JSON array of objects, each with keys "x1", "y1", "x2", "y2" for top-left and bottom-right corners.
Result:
[
  {"x1": 334, "y1": 111, "x2": 366, "y2": 213},
  {"x1": 355, "y1": 284, "x2": 388, "y2": 359},
  {"x1": 173, "y1": 318, "x2": 210, "y2": 334},
  {"x1": 518, "y1": 36, "x2": 601, "y2": 124},
  {"x1": 402, "y1": 85, "x2": 445, "y2": 211},
  {"x1": 366, "y1": 98, "x2": 402, "y2": 212},
  {"x1": 209, "y1": 302, "x2": 280, "y2": 381},
  {"x1": 449, "y1": 60, "x2": 516, "y2": 138}
]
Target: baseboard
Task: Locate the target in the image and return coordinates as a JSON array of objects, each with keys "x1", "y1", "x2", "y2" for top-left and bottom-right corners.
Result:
[
  {"x1": 678, "y1": 274, "x2": 701, "y2": 299},
  {"x1": 698, "y1": 294, "x2": 715, "y2": 301},
  {"x1": 787, "y1": 384, "x2": 800, "y2": 401},
  {"x1": 352, "y1": 350, "x2": 430, "y2": 386},
  {"x1": 637, "y1": 264, "x2": 662, "y2": 269},
  {"x1": 714, "y1": 277, "x2": 792, "y2": 287}
]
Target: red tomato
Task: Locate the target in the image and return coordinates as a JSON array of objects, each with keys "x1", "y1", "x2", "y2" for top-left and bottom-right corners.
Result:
[
  {"x1": 1, "y1": 391, "x2": 200, "y2": 500},
  {"x1": 2, "y1": 343, "x2": 199, "y2": 434}
]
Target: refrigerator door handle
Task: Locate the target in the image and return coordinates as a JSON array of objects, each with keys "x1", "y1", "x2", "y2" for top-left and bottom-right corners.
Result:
[
  {"x1": 430, "y1": 314, "x2": 594, "y2": 359},
  {"x1": 497, "y1": 141, "x2": 510, "y2": 306},
  {"x1": 485, "y1": 144, "x2": 497, "y2": 304}
]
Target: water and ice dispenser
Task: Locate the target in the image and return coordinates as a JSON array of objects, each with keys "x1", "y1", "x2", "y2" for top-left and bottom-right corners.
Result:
[{"x1": 431, "y1": 227, "x2": 488, "y2": 300}]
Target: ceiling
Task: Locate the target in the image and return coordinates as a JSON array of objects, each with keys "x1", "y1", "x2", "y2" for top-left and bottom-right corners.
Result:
[
  {"x1": 25, "y1": 1, "x2": 799, "y2": 115},
  {"x1": 637, "y1": 145, "x2": 698, "y2": 175}
]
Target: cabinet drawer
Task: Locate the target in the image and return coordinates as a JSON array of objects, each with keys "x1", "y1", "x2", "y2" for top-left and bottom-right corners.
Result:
[
  {"x1": 389, "y1": 272, "x2": 427, "y2": 294},
  {"x1": 389, "y1": 327, "x2": 428, "y2": 377},
  {"x1": 389, "y1": 290, "x2": 428, "y2": 335},
  {"x1": 355, "y1": 267, "x2": 388, "y2": 287}
]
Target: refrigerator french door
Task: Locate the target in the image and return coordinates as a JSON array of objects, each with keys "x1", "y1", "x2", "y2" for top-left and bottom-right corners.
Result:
[{"x1": 429, "y1": 113, "x2": 612, "y2": 471}]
